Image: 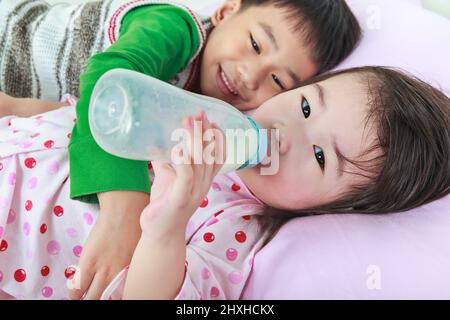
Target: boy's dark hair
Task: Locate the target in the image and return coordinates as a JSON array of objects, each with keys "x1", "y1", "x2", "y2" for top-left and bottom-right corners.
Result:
[
  {"x1": 261, "y1": 66, "x2": 450, "y2": 240},
  {"x1": 241, "y1": 0, "x2": 362, "y2": 73}
]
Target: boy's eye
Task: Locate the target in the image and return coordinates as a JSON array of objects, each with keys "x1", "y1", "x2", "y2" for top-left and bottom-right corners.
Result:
[
  {"x1": 272, "y1": 74, "x2": 285, "y2": 90},
  {"x1": 301, "y1": 97, "x2": 311, "y2": 118},
  {"x1": 314, "y1": 145, "x2": 325, "y2": 170},
  {"x1": 250, "y1": 34, "x2": 261, "y2": 54}
]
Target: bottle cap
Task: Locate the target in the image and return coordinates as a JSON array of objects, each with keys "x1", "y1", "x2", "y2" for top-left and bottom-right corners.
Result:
[{"x1": 237, "y1": 116, "x2": 268, "y2": 170}]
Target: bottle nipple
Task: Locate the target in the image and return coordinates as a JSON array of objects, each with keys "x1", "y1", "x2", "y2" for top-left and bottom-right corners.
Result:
[{"x1": 238, "y1": 116, "x2": 268, "y2": 169}]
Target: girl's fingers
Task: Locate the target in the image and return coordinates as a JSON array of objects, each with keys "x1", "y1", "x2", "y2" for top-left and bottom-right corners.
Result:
[
  {"x1": 179, "y1": 113, "x2": 222, "y2": 195},
  {"x1": 172, "y1": 153, "x2": 194, "y2": 197},
  {"x1": 68, "y1": 264, "x2": 94, "y2": 300},
  {"x1": 207, "y1": 119, "x2": 220, "y2": 176},
  {"x1": 151, "y1": 161, "x2": 174, "y2": 177},
  {"x1": 173, "y1": 161, "x2": 192, "y2": 186},
  {"x1": 189, "y1": 112, "x2": 206, "y2": 184},
  {"x1": 211, "y1": 122, "x2": 225, "y2": 177},
  {"x1": 82, "y1": 273, "x2": 108, "y2": 300},
  {"x1": 193, "y1": 112, "x2": 205, "y2": 178},
  {"x1": 179, "y1": 115, "x2": 193, "y2": 167},
  {"x1": 173, "y1": 116, "x2": 195, "y2": 191},
  {"x1": 200, "y1": 114, "x2": 219, "y2": 184}
]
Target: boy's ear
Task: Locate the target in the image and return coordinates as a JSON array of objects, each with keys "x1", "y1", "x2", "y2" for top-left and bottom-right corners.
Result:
[{"x1": 211, "y1": 0, "x2": 243, "y2": 26}]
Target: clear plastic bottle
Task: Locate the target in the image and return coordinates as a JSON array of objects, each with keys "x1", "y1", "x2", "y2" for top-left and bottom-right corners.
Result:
[{"x1": 88, "y1": 69, "x2": 267, "y2": 173}]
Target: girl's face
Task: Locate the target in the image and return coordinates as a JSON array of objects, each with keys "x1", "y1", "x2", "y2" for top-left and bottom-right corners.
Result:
[{"x1": 237, "y1": 73, "x2": 379, "y2": 210}]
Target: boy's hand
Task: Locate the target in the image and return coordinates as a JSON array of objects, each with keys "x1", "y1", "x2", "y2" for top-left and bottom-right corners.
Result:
[
  {"x1": 68, "y1": 190, "x2": 147, "y2": 300},
  {"x1": 140, "y1": 112, "x2": 225, "y2": 235}
]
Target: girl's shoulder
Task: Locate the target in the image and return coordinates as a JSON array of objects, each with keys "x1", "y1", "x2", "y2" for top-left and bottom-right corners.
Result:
[{"x1": 184, "y1": 171, "x2": 267, "y2": 243}]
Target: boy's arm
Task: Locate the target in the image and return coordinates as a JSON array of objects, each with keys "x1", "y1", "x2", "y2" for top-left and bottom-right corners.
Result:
[
  {"x1": 69, "y1": 190, "x2": 147, "y2": 300},
  {"x1": 69, "y1": 5, "x2": 201, "y2": 203},
  {"x1": 67, "y1": 5, "x2": 201, "y2": 300}
]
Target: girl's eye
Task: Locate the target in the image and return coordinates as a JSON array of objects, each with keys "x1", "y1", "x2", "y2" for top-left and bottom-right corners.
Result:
[
  {"x1": 250, "y1": 34, "x2": 261, "y2": 54},
  {"x1": 301, "y1": 97, "x2": 311, "y2": 118},
  {"x1": 272, "y1": 74, "x2": 285, "y2": 90},
  {"x1": 314, "y1": 145, "x2": 325, "y2": 170}
]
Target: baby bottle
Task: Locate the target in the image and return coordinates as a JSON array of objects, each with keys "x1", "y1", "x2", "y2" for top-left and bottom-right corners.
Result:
[{"x1": 88, "y1": 69, "x2": 268, "y2": 173}]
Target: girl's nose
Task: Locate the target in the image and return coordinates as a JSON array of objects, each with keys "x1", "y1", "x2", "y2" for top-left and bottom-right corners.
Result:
[{"x1": 272, "y1": 122, "x2": 291, "y2": 156}]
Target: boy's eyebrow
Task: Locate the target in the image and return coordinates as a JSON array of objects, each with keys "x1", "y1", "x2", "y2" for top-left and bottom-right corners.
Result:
[
  {"x1": 259, "y1": 22, "x2": 302, "y2": 85},
  {"x1": 287, "y1": 69, "x2": 301, "y2": 86},
  {"x1": 258, "y1": 22, "x2": 278, "y2": 50},
  {"x1": 314, "y1": 83, "x2": 345, "y2": 178}
]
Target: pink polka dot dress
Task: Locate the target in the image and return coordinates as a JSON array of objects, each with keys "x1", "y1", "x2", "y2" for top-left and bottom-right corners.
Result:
[
  {"x1": 0, "y1": 97, "x2": 270, "y2": 300},
  {"x1": 101, "y1": 172, "x2": 269, "y2": 300},
  {"x1": 0, "y1": 97, "x2": 98, "y2": 299}
]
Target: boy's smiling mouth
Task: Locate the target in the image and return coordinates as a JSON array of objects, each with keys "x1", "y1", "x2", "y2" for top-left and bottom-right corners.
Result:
[{"x1": 217, "y1": 65, "x2": 240, "y2": 98}]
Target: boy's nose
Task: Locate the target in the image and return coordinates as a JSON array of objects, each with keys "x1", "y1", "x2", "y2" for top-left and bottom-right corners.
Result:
[{"x1": 237, "y1": 63, "x2": 261, "y2": 91}]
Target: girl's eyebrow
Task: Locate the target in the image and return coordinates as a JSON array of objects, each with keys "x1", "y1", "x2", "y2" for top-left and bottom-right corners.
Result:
[
  {"x1": 333, "y1": 138, "x2": 345, "y2": 178},
  {"x1": 314, "y1": 83, "x2": 326, "y2": 111},
  {"x1": 287, "y1": 69, "x2": 301, "y2": 85}
]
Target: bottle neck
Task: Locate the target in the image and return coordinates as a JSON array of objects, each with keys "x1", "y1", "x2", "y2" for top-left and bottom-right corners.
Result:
[{"x1": 237, "y1": 116, "x2": 268, "y2": 170}]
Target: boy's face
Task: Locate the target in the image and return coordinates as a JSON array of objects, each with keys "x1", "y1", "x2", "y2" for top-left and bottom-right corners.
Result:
[{"x1": 199, "y1": 0, "x2": 318, "y2": 111}]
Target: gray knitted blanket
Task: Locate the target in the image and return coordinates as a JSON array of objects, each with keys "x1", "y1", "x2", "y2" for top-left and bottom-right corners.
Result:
[{"x1": 0, "y1": 0, "x2": 210, "y2": 101}]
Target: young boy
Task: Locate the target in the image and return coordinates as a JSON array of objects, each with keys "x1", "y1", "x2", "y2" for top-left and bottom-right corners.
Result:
[{"x1": 0, "y1": 0, "x2": 361, "y2": 299}]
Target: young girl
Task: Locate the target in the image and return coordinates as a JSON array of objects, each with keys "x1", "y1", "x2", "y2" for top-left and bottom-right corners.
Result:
[
  {"x1": 0, "y1": 66, "x2": 448, "y2": 299},
  {"x1": 0, "y1": 0, "x2": 362, "y2": 299}
]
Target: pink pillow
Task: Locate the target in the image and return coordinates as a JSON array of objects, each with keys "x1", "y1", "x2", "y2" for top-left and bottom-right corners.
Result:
[
  {"x1": 243, "y1": 196, "x2": 450, "y2": 299},
  {"x1": 336, "y1": 0, "x2": 450, "y2": 93},
  {"x1": 241, "y1": 0, "x2": 450, "y2": 299}
]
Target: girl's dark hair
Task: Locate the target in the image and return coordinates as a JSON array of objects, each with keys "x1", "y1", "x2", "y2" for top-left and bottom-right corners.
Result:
[
  {"x1": 260, "y1": 66, "x2": 450, "y2": 240},
  {"x1": 241, "y1": 0, "x2": 362, "y2": 73}
]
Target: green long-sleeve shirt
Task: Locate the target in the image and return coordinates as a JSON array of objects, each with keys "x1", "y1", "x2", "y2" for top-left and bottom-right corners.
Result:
[{"x1": 69, "y1": 5, "x2": 201, "y2": 204}]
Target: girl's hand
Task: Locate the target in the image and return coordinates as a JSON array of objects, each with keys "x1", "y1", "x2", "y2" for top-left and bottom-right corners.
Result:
[{"x1": 140, "y1": 112, "x2": 225, "y2": 236}]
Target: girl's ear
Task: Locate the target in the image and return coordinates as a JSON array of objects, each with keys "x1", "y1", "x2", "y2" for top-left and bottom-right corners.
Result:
[{"x1": 211, "y1": 0, "x2": 243, "y2": 27}]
